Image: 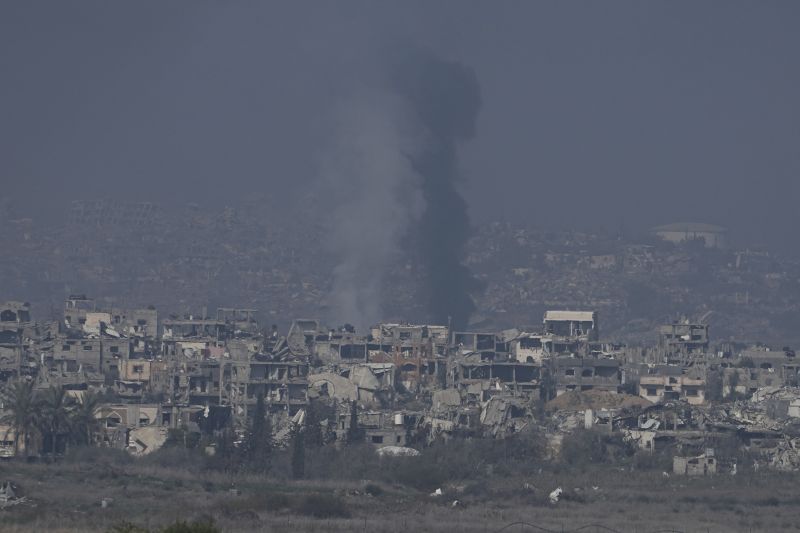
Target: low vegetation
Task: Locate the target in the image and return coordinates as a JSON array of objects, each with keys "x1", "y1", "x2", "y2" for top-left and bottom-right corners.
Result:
[{"x1": 3, "y1": 430, "x2": 800, "y2": 532}]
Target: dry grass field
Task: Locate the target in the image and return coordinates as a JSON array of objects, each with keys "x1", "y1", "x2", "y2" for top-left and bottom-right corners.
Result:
[{"x1": 2, "y1": 449, "x2": 800, "y2": 533}]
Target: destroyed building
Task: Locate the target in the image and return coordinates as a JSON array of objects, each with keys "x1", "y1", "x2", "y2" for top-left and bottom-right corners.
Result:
[
  {"x1": 63, "y1": 295, "x2": 96, "y2": 328},
  {"x1": 452, "y1": 331, "x2": 499, "y2": 360},
  {"x1": 333, "y1": 408, "x2": 411, "y2": 448},
  {"x1": 455, "y1": 360, "x2": 541, "y2": 400},
  {"x1": 638, "y1": 366, "x2": 706, "y2": 405},
  {"x1": 0, "y1": 302, "x2": 35, "y2": 384},
  {"x1": 0, "y1": 329, "x2": 22, "y2": 384},
  {"x1": 543, "y1": 310, "x2": 599, "y2": 342},
  {"x1": 109, "y1": 307, "x2": 159, "y2": 338},
  {"x1": 7, "y1": 288, "x2": 800, "y2": 478},
  {"x1": 0, "y1": 302, "x2": 31, "y2": 325},
  {"x1": 550, "y1": 356, "x2": 621, "y2": 396},
  {"x1": 309, "y1": 363, "x2": 395, "y2": 406},
  {"x1": 721, "y1": 348, "x2": 800, "y2": 398},
  {"x1": 659, "y1": 320, "x2": 709, "y2": 356},
  {"x1": 0, "y1": 424, "x2": 21, "y2": 458},
  {"x1": 241, "y1": 360, "x2": 309, "y2": 416},
  {"x1": 49, "y1": 338, "x2": 107, "y2": 386},
  {"x1": 510, "y1": 333, "x2": 552, "y2": 364},
  {"x1": 673, "y1": 450, "x2": 718, "y2": 476},
  {"x1": 216, "y1": 308, "x2": 260, "y2": 335}
]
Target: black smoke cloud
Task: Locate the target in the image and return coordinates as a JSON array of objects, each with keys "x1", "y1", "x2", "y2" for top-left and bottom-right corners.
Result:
[
  {"x1": 390, "y1": 49, "x2": 483, "y2": 330},
  {"x1": 322, "y1": 47, "x2": 483, "y2": 331}
]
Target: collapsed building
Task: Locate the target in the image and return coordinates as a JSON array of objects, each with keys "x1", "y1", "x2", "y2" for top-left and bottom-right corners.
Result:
[
  {"x1": 721, "y1": 348, "x2": 800, "y2": 397},
  {"x1": 5, "y1": 295, "x2": 800, "y2": 476},
  {"x1": 660, "y1": 321, "x2": 710, "y2": 355},
  {"x1": 0, "y1": 302, "x2": 35, "y2": 383},
  {"x1": 550, "y1": 356, "x2": 621, "y2": 397},
  {"x1": 673, "y1": 450, "x2": 717, "y2": 476}
]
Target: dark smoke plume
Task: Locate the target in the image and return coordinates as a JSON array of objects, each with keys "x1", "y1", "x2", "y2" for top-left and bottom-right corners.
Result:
[
  {"x1": 321, "y1": 47, "x2": 482, "y2": 331},
  {"x1": 390, "y1": 49, "x2": 483, "y2": 330}
]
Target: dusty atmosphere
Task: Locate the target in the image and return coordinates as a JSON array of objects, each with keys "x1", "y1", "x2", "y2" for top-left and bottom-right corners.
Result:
[{"x1": 2, "y1": 2, "x2": 800, "y2": 532}]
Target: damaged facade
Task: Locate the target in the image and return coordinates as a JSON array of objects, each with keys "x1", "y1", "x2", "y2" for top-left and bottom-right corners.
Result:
[
  {"x1": 2, "y1": 295, "x2": 800, "y2": 477},
  {"x1": 638, "y1": 366, "x2": 707, "y2": 405}
]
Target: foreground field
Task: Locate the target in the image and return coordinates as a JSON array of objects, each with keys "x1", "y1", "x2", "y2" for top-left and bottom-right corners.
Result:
[{"x1": 2, "y1": 452, "x2": 799, "y2": 533}]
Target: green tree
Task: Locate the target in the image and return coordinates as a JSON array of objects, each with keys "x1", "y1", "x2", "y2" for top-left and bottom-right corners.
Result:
[
  {"x1": 539, "y1": 368, "x2": 556, "y2": 402},
  {"x1": 291, "y1": 428, "x2": 305, "y2": 479},
  {"x1": 560, "y1": 429, "x2": 634, "y2": 469},
  {"x1": 304, "y1": 400, "x2": 324, "y2": 448},
  {"x1": 37, "y1": 386, "x2": 74, "y2": 457},
  {"x1": 0, "y1": 380, "x2": 38, "y2": 458},
  {"x1": 245, "y1": 393, "x2": 272, "y2": 472},
  {"x1": 70, "y1": 389, "x2": 101, "y2": 446},
  {"x1": 208, "y1": 427, "x2": 241, "y2": 474},
  {"x1": 727, "y1": 370, "x2": 742, "y2": 400},
  {"x1": 346, "y1": 400, "x2": 363, "y2": 445},
  {"x1": 163, "y1": 426, "x2": 201, "y2": 449},
  {"x1": 706, "y1": 369, "x2": 724, "y2": 402}
]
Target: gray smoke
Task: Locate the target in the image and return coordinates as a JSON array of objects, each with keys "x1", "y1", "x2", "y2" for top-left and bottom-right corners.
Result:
[
  {"x1": 322, "y1": 48, "x2": 482, "y2": 331},
  {"x1": 321, "y1": 90, "x2": 425, "y2": 331},
  {"x1": 390, "y1": 49, "x2": 483, "y2": 330}
]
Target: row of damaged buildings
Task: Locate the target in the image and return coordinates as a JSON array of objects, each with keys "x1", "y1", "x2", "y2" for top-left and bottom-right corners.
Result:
[
  {"x1": 1, "y1": 296, "x2": 309, "y2": 455},
  {"x1": 4, "y1": 296, "x2": 800, "y2": 474},
  {"x1": 1, "y1": 303, "x2": 619, "y2": 452}
]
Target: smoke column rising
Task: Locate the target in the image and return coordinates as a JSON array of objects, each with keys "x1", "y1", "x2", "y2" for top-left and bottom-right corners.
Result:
[
  {"x1": 391, "y1": 49, "x2": 483, "y2": 330},
  {"x1": 321, "y1": 91, "x2": 425, "y2": 331},
  {"x1": 323, "y1": 48, "x2": 482, "y2": 331}
]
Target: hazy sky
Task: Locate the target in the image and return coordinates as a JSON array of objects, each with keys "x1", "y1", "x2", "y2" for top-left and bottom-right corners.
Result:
[{"x1": 1, "y1": 1, "x2": 798, "y2": 250}]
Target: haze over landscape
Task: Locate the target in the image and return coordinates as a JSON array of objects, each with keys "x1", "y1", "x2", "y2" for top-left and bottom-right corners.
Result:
[
  {"x1": 2, "y1": 1, "x2": 799, "y2": 250},
  {"x1": 3, "y1": 3, "x2": 800, "y2": 533}
]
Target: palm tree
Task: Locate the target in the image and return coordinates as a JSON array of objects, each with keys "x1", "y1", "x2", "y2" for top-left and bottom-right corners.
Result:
[
  {"x1": 0, "y1": 380, "x2": 38, "y2": 458},
  {"x1": 37, "y1": 386, "x2": 74, "y2": 457},
  {"x1": 70, "y1": 389, "x2": 101, "y2": 447}
]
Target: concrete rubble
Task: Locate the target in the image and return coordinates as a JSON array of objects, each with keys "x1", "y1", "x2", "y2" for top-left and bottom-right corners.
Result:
[
  {"x1": 2, "y1": 291, "x2": 800, "y2": 476},
  {"x1": 0, "y1": 482, "x2": 27, "y2": 509},
  {"x1": 375, "y1": 446, "x2": 421, "y2": 457}
]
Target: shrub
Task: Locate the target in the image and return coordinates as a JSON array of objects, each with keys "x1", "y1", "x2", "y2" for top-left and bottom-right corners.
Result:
[
  {"x1": 66, "y1": 446, "x2": 133, "y2": 466},
  {"x1": 300, "y1": 443, "x2": 381, "y2": 481},
  {"x1": 293, "y1": 493, "x2": 350, "y2": 518},
  {"x1": 291, "y1": 433, "x2": 545, "y2": 491},
  {"x1": 140, "y1": 446, "x2": 203, "y2": 471},
  {"x1": 381, "y1": 454, "x2": 446, "y2": 491},
  {"x1": 620, "y1": 380, "x2": 638, "y2": 396},
  {"x1": 108, "y1": 522, "x2": 149, "y2": 533},
  {"x1": 263, "y1": 492, "x2": 291, "y2": 510},
  {"x1": 163, "y1": 427, "x2": 201, "y2": 450},
  {"x1": 161, "y1": 518, "x2": 220, "y2": 533},
  {"x1": 364, "y1": 483, "x2": 383, "y2": 496},
  {"x1": 560, "y1": 429, "x2": 634, "y2": 469},
  {"x1": 631, "y1": 449, "x2": 672, "y2": 471},
  {"x1": 460, "y1": 481, "x2": 490, "y2": 499}
]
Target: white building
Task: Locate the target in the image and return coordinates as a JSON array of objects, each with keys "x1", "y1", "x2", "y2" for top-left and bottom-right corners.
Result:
[
  {"x1": 651, "y1": 222, "x2": 728, "y2": 249},
  {"x1": 543, "y1": 310, "x2": 598, "y2": 341}
]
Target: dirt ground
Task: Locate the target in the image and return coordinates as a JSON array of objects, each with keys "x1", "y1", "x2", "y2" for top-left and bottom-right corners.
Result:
[{"x1": 2, "y1": 458, "x2": 799, "y2": 533}]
